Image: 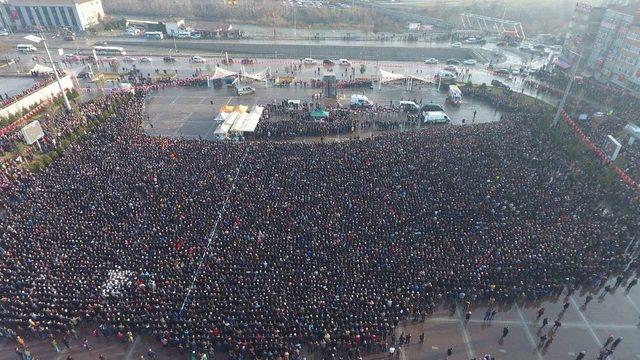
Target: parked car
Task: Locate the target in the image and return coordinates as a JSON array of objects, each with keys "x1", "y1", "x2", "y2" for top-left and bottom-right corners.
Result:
[
  {"x1": 494, "y1": 68, "x2": 510, "y2": 75},
  {"x1": 63, "y1": 34, "x2": 75, "y2": 41},
  {"x1": 123, "y1": 56, "x2": 136, "y2": 62},
  {"x1": 236, "y1": 86, "x2": 256, "y2": 96},
  {"x1": 446, "y1": 59, "x2": 461, "y2": 65},
  {"x1": 190, "y1": 56, "x2": 206, "y2": 63},
  {"x1": 338, "y1": 58, "x2": 352, "y2": 66},
  {"x1": 0, "y1": 28, "x2": 9, "y2": 36},
  {"x1": 491, "y1": 79, "x2": 510, "y2": 89},
  {"x1": 451, "y1": 42, "x2": 462, "y2": 48},
  {"x1": 222, "y1": 58, "x2": 234, "y2": 65},
  {"x1": 463, "y1": 59, "x2": 477, "y2": 65},
  {"x1": 443, "y1": 65, "x2": 460, "y2": 74},
  {"x1": 241, "y1": 58, "x2": 255, "y2": 65},
  {"x1": 139, "y1": 57, "x2": 152, "y2": 63},
  {"x1": 424, "y1": 58, "x2": 439, "y2": 64},
  {"x1": 190, "y1": 33, "x2": 202, "y2": 39},
  {"x1": 303, "y1": 58, "x2": 317, "y2": 65},
  {"x1": 323, "y1": 59, "x2": 335, "y2": 66},
  {"x1": 163, "y1": 56, "x2": 176, "y2": 63}
]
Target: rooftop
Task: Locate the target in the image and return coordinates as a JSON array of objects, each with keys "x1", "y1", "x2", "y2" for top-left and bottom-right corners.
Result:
[{"x1": 8, "y1": 0, "x2": 97, "y2": 5}]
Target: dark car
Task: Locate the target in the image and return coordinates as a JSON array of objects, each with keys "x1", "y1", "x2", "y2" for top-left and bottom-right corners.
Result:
[
  {"x1": 491, "y1": 79, "x2": 510, "y2": 89},
  {"x1": 241, "y1": 58, "x2": 255, "y2": 65},
  {"x1": 446, "y1": 59, "x2": 461, "y2": 65},
  {"x1": 323, "y1": 59, "x2": 335, "y2": 66},
  {"x1": 163, "y1": 56, "x2": 176, "y2": 63}
]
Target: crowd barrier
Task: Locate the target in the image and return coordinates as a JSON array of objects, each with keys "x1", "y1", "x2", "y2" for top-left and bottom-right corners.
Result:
[{"x1": 561, "y1": 110, "x2": 640, "y2": 193}]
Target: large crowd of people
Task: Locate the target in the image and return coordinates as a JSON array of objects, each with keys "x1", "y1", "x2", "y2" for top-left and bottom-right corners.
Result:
[
  {"x1": 0, "y1": 80, "x2": 639, "y2": 360},
  {"x1": 254, "y1": 101, "x2": 420, "y2": 139}
]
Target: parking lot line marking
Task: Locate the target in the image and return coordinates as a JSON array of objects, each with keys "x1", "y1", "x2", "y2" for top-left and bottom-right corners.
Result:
[
  {"x1": 625, "y1": 295, "x2": 640, "y2": 314},
  {"x1": 570, "y1": 296, "x2": 604, "y2": 348},
  {"x1": 455, "y1": 308, "x2": 475, "y2": 360},
  {"x1": 516, "y1": 304, "x2": 544, "y2": 360},
  {"x1": 498, "y1": 349, "x2": 507, "y2": 353},
  {"x1": 431, "y1": 346, "x2": 439, "y2": 350},
  {"x1": 568, "y1": 352, "x2": 575, "y2": 356}
]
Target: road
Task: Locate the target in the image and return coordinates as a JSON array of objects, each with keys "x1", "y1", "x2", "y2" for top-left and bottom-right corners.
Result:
[{"x1": 0, "y1": 33, "x2": 550, "y2": 64}]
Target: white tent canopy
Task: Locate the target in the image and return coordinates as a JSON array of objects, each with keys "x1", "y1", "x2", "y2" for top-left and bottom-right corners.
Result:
[
  {"x1": 378, "y1": 69, "x2": 407, "y2": 83},
  {"x1": 242, "y1": 67, "x2": 270, "y2": 82},
  {"x1": 210, "y1": 66, "x2": 237, "y2": 80}
]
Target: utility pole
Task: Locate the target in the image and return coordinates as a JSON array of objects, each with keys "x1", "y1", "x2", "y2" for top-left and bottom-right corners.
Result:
[
  {"x1": 27, "y1": 34, "x2": 72, "y2": 111},
  {"x1": 552, "y1": 50, "x2": 582, "y2": 127}
]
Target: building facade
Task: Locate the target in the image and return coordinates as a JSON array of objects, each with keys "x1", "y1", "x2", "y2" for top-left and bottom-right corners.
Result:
[
  {"x1": 0, "y1": 0, "x2": 104, "y2": 32},
  {"x1": 561, "y1": 2, "x2": 606, "y2": 70},
  {"x1": 611, "y1": 20, "x2": 640, "y2": 89}
]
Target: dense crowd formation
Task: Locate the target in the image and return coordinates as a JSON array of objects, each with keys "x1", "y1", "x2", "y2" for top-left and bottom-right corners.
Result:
[
  {"x1": 1, "y1": 85, "x2": 639, "y2": 360},
  {"x1": 254, "y1": 102, "x2": 419, "y2": 139}
]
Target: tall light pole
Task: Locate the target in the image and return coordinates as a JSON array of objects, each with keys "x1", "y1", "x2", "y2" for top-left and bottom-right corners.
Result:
[
  {"x1": 25, "y1": 34, "x2": 72, "y2": 111},
  {"x1": 552, "y1": 49, "x2": 581, "y2": 127}
]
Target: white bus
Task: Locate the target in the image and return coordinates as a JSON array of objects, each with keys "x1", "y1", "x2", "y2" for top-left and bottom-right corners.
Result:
[
  {"x1": 93, "y1": 46, "x2": 126, "y2": 56},
  {"x1": 16, "y1": 44, "x2": 37, "y2": 53},
  {"x1": 145, "y1": 31, "x2": 164, "y2": 40}
]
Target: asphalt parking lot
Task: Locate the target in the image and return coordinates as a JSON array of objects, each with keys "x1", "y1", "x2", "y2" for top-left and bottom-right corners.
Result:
[{"x1": 144, "y1": 83, "x2": 503, "y2": 140}]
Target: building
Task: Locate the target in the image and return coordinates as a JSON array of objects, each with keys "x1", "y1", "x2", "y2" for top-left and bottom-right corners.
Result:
[
  {"x1": 611, "y1": 18, "x2": 640, "y2": 90},
  {"x1": 587, "y1": 5, "x2": 638, "y2": 80},
  {"x1": 0, "y1": 0, "x2": 104, "y2": 32},
  {"x1": 560, "y1": 2, "x2": 606, "y2": 70}
]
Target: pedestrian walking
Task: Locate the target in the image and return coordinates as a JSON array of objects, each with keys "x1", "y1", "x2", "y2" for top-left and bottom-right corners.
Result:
[
  {"x1": 540, "y1": 317, "x2": 549, "y2": 329},
  {"x1": 576, "y1": 350, "x2": 586, "y2": 359},
  {"x1": 603, "y1": 334, "x2": 614, "y2": 348},
  {"x1": 419, "y1": 333, "x2": 424, "y2": 343},
  {"x1": 536, "y1": 307, "x2": 545, "y2": 320},
  {"x1": 626, "y1": 278, "x2": 638, "y2": 292},
  {"x1": 584, "y1": 294, "x2": 593, "y2": 306},
  {"x1": 611, "y1": 336, "x2": 623, "y2": 350},
  {"x1": 52, "y1": 339, "x2": 60, "y2": 353},
  {"x1": 501, "y1": 327, "x2": 509, "y2": 338}
]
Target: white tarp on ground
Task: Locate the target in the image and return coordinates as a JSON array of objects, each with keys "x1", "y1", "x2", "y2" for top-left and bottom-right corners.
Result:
[
  {"x1": 242, "y1": 67, "x2": 270, "y2": 82},
  {"x1": 210, "y1": 66, "x2": 237, "y2": 80},
  {"x1": 379, "y1": 69, "x2": 407, "y2": 83},
  {"x1": 30, "y1": 64, "x2": 54, "y2": 74},
  {"x1": 231, "y1": 106, "x2": 264, "y2": 133}
]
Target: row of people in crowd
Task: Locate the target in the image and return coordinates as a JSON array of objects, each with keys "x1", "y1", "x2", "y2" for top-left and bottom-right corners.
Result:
[
  {"x1": 1, "y1": 81, "x2": 639, "y2": 359},
  {"x1": 1, "y1": 71, "x2": 65, "y2": 108}
]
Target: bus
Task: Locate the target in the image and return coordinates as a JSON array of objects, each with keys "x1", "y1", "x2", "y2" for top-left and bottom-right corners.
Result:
[
  {"x1": 145, "y1": 31, "x2": 164, "y2": 40},
  {"x1": 93, "y1": 46, "x2": 126, "y2": 55},
  {"x1": 16, "y1": 44, "x2": 37, "y2": 53}
]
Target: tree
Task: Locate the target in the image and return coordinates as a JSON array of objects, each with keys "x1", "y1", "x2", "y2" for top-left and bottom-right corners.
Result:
[{"x1": 359, "y1": 64, "x2": 366, "y2": 75}]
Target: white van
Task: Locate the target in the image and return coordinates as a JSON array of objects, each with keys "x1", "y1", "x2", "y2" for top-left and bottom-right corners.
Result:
[
  {"x1": 17, "y1": 44, "x2": 37, "y2": 53},
  {"x1": 422, "y1": 111, "x2": 450, "y2": 124},
  {"x1": 349, "y1": 94, "x2": 373, "y2": 108},
  {"x1": 237, "y1": 86, "x2": 255, "y2": 96}
]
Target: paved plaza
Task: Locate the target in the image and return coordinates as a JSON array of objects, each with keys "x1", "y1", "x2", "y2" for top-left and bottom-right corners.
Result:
[{"x1": 143, "y1": 84, "x2": 503, "y2": 140}]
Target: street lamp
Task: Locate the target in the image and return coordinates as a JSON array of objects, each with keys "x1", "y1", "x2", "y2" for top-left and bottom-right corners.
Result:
[{"x1": 24, "y1": 34, "x2": 72, "y2": 111}]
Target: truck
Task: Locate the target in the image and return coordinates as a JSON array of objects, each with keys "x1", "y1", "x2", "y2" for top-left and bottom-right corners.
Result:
[
  {"x1": 349, "y1": 94, "x2": 373, "y2": 108},
  {"x1": 447, "y1": 85, "x2": 462, "y2": 106},
  {"x1": 421, "y1": 104, "x2": 450, "y2": 124}
]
